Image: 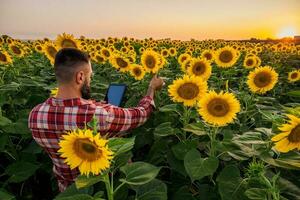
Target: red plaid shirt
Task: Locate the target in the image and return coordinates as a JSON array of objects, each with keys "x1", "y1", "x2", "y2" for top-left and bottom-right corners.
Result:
[{"x1": 28, "y1": 96, "x2": 154, "y2": 192}]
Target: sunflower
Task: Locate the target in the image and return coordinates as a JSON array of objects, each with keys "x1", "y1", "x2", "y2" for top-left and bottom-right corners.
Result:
[
  {"x1": 50, "y1": 87, "x2": 58, "y2": 97},
  {"x1": 214, "y1": 46, "x2": 238, "y2": 68},
  {"x1": 243, "y1": 55, "x2": 257, "y2": 69},
  {"x1": 161, "y1": 48, "x2": 169, "y2": 58},
  {"x1": 178, "y1": 53, "x2": 191, "y2": 65},
  {"x1": 94, "y1": 44, "x2": 101, "y2": 51},
  {"x1": 187, "y1": 58, "x2": 212, "y2": 80},
  {"x1": 93, "y1": 53, "x2": 105, "y2": 64},
  {"x1": 0, "y1": 50, "x2": 13, "y2": 65},
  {"x1": 100, "y1": 47, "x2": 111, "y2": 60},
  {"x1": 288, "y1": 70, "x2": 300, "y2": 83},
  {"x1": 272, "y1": 114, "x2": 300, "y2": 153},
  {"x1": 247, "y1": 66, "x2": 278, "y2": 94},
  {"x1": 180, "y1": 58, "x2": 192, "y2": 72},
  {"x1": 169, "y1": 47, "x2": 177, "y2": 57},
  {"x1": 35, "y1": 44, "x2": 43, "y2": 53},
  {"x1": 168, "y1": 75, "x2": 208, "y2": 107},
  {"x1": 8, "y1": 43, "x2": 25, "y2": 57},
  {"x1": 201, "y1": 50, "x2": 214, "y2": 62},
  {"x1": 141, "y1": 50, "x2": 161, "y2": 73},
  {"x1": 198, "y1": 91, "x2": 241, "y2": 126},
  {"x1": 130, "y1": 64, "x2": 146, "y2": 80},
  {"x1": 58, "y1": 129, "x2": 113, "y2": 176},
  {"x1": 121, "y1": 47, "x2": 128, "y2": 53},
  {"x1": 55, "y1": 33, "x2": 81, "y2": 49},
  {"x1": 110, "y1": 53, "x2": 131, "y2": 72},
  {"x1": 42, "y1": 42, "x2": 58, "y2": 65}
]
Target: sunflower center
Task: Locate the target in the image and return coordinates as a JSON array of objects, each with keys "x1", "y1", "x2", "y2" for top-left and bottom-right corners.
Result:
[
  {"x1": 0, "y1": 52, "x2": 7, "y2": 62},
  {"x1": 288, "y1": 125, "x2": 300, "y2": 143},
  {"x1": 181, "y1": 56, "x2": 187, "y2": 62},
  {"x1": 96, "y1": 56, "x2": 104, "y2": 63},
  {"x1": 207, "y1": 98, "x2": 229, "y2": 117},
  {"x1": 192, "y1": 62, "x2": 206, "y2": 75},
  {"x1": 204, "y1": 53, "x2": 212, "y2": 60},
  {"x1": 291, "y1": 72, "x2": 298, "y2": 79},
  {"x1": 62, "y1": 39, "x2": 77, "y2": 48},
  {"x1": 133, "y1": 68, "x2": 142, "y2": 76},
  {"x1": 219, "y1": 50, "x2": 233, "y2": 63},
  {"x1": 145, "y1": 55, "x2": 156, "y2": 69},
  {"x1": 103, "y1": 50, "x2": 110, "y2": 57},
  {"x1": 246, "y1": 59, "x2": 254, "y2": 66},
  {"x1": 73, "y1": 138, "x2": 102, "y2": 161},
  {"x1": 184, "y1": 60, "x2": 191, "y2": 70},
  {"x1": 37, "y1": 46, "x2": 42, "y2": 51},
  {"x1": 47, "y1": 46, "x2": 57, "y2": 58},
  {"x1": 177, "y1": 83, "x2": 199, "y2": 100},
  {"x1": 116, "y1": 57, "x2": 128, "y2": 68},
  {"x1": 254, "y1": 72, "x2": 271, "y2": 88},
  {"x1": 11, "y1": 46, "x2": 21, "y2": 55}
]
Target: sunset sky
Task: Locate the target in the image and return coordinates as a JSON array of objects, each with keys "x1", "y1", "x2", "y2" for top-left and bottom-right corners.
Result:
[{"x1": 0, "y1": 0, "x2": 299, "y2": 40}]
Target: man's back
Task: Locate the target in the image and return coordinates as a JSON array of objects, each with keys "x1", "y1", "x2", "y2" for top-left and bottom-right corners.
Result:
[{"x1": 28, "y1": 96, "x2": 154, "y2": 192}]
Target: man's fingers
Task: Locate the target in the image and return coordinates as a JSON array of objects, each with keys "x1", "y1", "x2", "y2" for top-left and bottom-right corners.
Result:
[{"x1": 152, "y1": 73, "x2": 158, "y2": 79}]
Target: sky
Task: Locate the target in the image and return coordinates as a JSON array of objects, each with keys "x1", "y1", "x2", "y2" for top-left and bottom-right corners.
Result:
[{"x1": 0, "y1": 0, "x2": 300, "y2": 40}]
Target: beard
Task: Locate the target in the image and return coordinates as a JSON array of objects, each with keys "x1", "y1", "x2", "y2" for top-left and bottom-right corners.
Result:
[{"x1": 81, "y1": 79, "x2": 91, "y2": 100}]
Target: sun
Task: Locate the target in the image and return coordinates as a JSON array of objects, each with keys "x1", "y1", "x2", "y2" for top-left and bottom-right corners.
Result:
[{"x1": 276, "y1": 26, "x2": 297, "y2": 38}]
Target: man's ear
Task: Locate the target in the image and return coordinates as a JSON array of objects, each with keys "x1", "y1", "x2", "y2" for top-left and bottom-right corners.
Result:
[{"x1": 75, "y1": 71, "x2": 85, "y2": 84}]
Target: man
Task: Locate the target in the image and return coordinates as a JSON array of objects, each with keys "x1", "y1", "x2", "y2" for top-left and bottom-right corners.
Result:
[{"x1": 28, "y1": 48, "x2": 164, "y2": 192}]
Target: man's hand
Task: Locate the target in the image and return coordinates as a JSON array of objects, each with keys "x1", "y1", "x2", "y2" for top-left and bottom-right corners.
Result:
[
  {"x1": 149, "y1": 74, "x2": 165, "y2": 91},
  {"x1": 146, "y1": 74, "x2": 165, "y2": 98}
]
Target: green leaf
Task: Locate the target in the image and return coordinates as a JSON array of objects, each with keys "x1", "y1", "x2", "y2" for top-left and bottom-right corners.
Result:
[
  {"x1": 172, "y1": 186, "x2": 196, "y2": 200},
  {"x1": 134, "y1": 179, "x2": 167, "y2": 200},
  {"x1": 286, "y1": 90, "x2": 300, "y2": 98},
  {"x1": 5, "y1": 161, "x2": 40, "y2": 183},
  {"x1": 233, "y1": 131, "x2": 266, "y2": 145},
  {"x1": 75, "y1": 174, "x2": 105, "y2": 189},
  {"x1": 171, "y1": 140, "x2": 198, "y2": 160},
  {"x1": 216, "y1": 165, "x2": 247, "y2": 200},
  {"x1": 108, "y1": 137, "x2": 135, "y2": 156},
  {"x1": 0, "y1": 133, "x2": 8, "y2": 151},
  {"x1": 184, "y1": 149, "x2": 219, "y2": 181},
  {"x1": 0, "y1": 115, "x2": 12, "y2": 127},
  {"x1": 0, "y1": 190, "x2": 15, "y2": 200},
  {"x1": 54, "y1": 183, "x2": 92, "y2": 199},
  {"x1": 182, "y1": 123, "x2": 206, "y2": 136},
  {"x1": 113, "y1": 151, "x2": 133, "y2": 169},
  {"x1": 154, "y1": 122, "x2": 174, "y2": 137},
  {"x1": 55, "y1": 194, "x2": 94, "y2": 200},
  {"x1": 120, "y1": 162, "x2": 161, "y2": 185},
  {"x1": 159, "y1": 104, "x2": 180, "y2": 113},
  {"x1": 22, "y1": 141, "x2": 42, "y2": 154},
  {"x1": 245, "y1": 188, "x2": 267, "y2": 200},
  {"x1": 260, "y1": 151, "x2": 300, "y2": 170},
  {"x1": 166, "y1": 151, "x2": 187, "y2": 177}
]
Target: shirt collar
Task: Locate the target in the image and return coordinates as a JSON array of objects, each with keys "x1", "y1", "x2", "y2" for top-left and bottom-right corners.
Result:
[{"x1": 46, "y1": 97, "x2": 95, "y2": 106}]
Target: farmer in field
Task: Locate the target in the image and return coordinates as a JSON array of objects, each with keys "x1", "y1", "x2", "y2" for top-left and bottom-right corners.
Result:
[{"x1": 28, "y1": 48, "x2": 164, "y2": 192}]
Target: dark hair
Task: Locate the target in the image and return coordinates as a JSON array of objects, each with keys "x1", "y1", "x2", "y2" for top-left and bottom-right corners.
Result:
[{"x1": 54, "y1": 48, "x2": 90, "y2": 83}]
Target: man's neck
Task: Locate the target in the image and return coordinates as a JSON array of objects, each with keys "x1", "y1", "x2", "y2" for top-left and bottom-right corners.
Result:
[{"x1": 56, "y1": 85, "x2": 82, "y2": 99}]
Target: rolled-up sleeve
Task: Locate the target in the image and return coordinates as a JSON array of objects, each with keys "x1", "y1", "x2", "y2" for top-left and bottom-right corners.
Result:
[{"x1": 103, "y1": 96, "x2": 155, "y2": 133}]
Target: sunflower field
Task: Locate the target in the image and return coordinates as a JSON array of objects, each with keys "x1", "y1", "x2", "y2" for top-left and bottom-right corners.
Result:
[{"x1": 0, "y1": 33, "x2": 300, "y2": 200}]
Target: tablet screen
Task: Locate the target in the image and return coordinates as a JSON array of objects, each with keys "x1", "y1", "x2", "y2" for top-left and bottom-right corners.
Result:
[{"x1": 106, "y1": 84, "x2": 126, "y2": 106}]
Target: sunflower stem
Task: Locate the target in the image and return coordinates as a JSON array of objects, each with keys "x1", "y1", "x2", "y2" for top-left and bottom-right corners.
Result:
[
  {"x1": 182, "y1": 106, "x2": 191, "y2": 140},
  {"x1": 209, "y1": 127, "x2": 219, "y2": 157},
  {"x1": 104, "y1": 173, "x2": 114, "y2": 200}
]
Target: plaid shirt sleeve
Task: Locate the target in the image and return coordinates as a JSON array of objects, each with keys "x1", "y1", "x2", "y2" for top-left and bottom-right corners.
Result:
[{"x1": 98, "y1": 95, "x2": 155, "y2": 134}]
